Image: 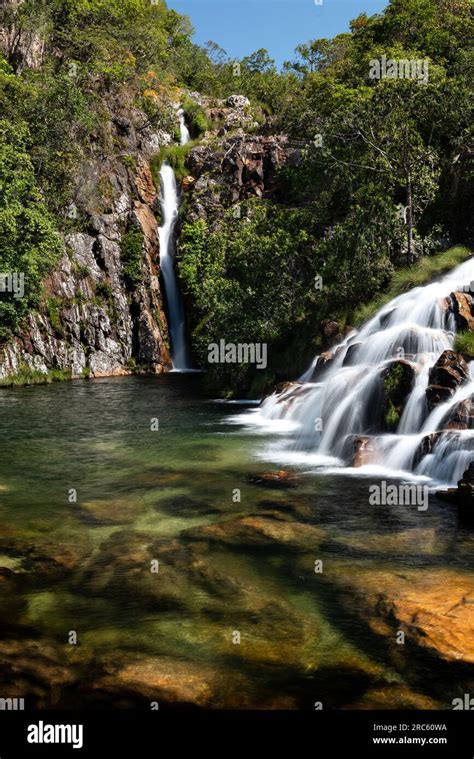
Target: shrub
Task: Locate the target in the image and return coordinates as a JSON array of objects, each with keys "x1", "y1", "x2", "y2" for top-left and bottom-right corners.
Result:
[{"x1": 120, "y1": 229, "x2": 144, "y2": 289}]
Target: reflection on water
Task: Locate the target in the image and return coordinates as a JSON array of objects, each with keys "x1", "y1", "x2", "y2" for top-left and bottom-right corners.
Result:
[{"x1": 0, "y1": 375, "x2": 472, "y2": 709}]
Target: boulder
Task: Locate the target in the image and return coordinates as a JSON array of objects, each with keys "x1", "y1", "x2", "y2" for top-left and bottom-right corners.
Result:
[
  {"x1": 226, "y1": 94, "x2": 250, "y2": 109},
  {"x1": 352, "y1": 436, "x2": 378, "y2": 467},
  {"x1": 458, "y1": 461, "x2": 474, "y2": 508},
  {"x1": 443, "y1": 395, "x2": 474, "y2": 430},
  {"x1": 414, "y1": 432, "x2": 441, "y2": 467},
  {"x1": 426, "y1": 350, "x2": 469, "y2": 409},
  {"x1": 450, "y1": 292, "x2": 474, "y2": 331},
  {"x1": 310, "y1": 351, "x2": 334, "y2": 380},
  {"x1": 326, "y1": 565, "x2": 474, "y2": 665}
]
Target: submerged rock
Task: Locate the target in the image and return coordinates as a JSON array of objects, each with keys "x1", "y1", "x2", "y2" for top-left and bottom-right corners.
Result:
[
  {"x1": 249, "y1": 470, "x2": 299, "y2": 488},
  {"x1": 0, "y1": 639, "x2": 78, "y2": 707},
  {"x1": 94, "y1": 656, "x2": 219, "y2": 706},
  {"x1": 325, "y1": 565, "x2": 474, "y2": 666},
  {"x1": 183, "y1": 514, "x2": 323, "y2": 552},
  {"x1": 77, "y1": 498, "x2": 145, "y2": 525}
]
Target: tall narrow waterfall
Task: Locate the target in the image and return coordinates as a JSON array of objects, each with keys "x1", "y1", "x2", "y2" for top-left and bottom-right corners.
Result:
[
  {"x1": 158, "y1": 109, "x2": 192, "y2": 371},
  {"x1": 233, "y1": 257, "x2": 474, "y2": 487}
]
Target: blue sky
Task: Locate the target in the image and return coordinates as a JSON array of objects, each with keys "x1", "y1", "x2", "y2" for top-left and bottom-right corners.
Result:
[{"x1": 168, "y1": 0, "x2": 388, "y2": 69}]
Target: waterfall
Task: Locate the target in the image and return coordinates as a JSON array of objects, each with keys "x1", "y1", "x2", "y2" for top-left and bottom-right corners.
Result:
[
  {"x1": 232, "y1": 257, "x2": 474, "y2": 487},
  {"x1": 158, "y1": 109, "x2": 192, "y2": 371}
]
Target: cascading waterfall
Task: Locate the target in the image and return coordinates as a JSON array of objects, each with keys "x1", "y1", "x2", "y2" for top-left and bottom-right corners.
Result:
[
  {"x1": 158, "y1": 108, "x2": 192, "y2": 371},
  {"x1": 233, "y1": 257, "x2": 474, "y2": 487}
]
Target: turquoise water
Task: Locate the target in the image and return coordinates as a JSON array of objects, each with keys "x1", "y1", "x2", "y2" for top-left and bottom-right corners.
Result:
[{"x1": 0, "y1": 375, "x2": 472, "y2": 709}]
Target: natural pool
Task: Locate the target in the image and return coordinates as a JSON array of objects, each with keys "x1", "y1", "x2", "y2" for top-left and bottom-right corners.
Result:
[{"x1": 0, "y1": 374, "x2": 473, "y2": 709}]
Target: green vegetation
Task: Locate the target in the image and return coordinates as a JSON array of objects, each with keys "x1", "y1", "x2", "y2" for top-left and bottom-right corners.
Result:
[
  {"x1": 0, "y1": 0, "x2": 472, "y2": 393},
  {"x1": 454, "y1": 331, "x2": 474, "y2": 359},
  {"x1": 120, "y1": 229, "x2": 144, "y2": 290},
  {"x1": 0, "y1": 120, "x2": 63, "y2": 342},
  {"x1": 354, "y1": 246, "x2": 471, "y2": 325},
  {"x1": 151, "y1": 142, "x2": 195, "y2": 185},
  {"x1": 0, "y1": 365, "x2": 72, "y2": 387},
  {"x1": 95, "y1": 281, "x2": 114, "y2": 303},
  {"x1": 181, "y1": 98, "x2": 209, "y2": 138},
  {"x1": 179, "y1": 202, "x2": 325, "y2": 393},
  {"x1": 46, "y1": 297, "x2": 63, "y2": 335}
]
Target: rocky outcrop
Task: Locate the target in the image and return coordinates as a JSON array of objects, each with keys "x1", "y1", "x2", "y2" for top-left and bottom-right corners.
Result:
[
  {"x1": 449, "y1": 291, "x2": 474, "y2": 331},
  {"x1": 311, "y1": 351, "x2": 335, "y2": 380},
  {"x1": 442, "y1": 395, "x2": 474, "y2": 430},
  {"x1": 319, "y1": 319, "x2": 351, "y2": 349},
  {"x1": 184, "y1": 132, "x2": 302, "y2": 227},
  {"x1": 425, "y1": 350, "x2": 469, "y2": 409},
  {"x1": 414, "y1": 432, "x2": 441, "y2": 467},
  {"x1": 0, "y1": 104, "x2": 174, "y2": 380},
  {"x1": 0, "y1": 0, "x2": 45, "y2": 73}
]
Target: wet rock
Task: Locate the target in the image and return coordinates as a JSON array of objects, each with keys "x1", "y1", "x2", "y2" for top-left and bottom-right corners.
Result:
[
  {"x1": 258, "y1": 498, "x2": 315, "y2": 521},
  {"x1": 0, "y1": 639, "x2": 78, "y2": 707},
  {"x1": 450, "y1": 291, "x2": 474, "y2": 331},
  {"x1": 342, "y1": 342, "x2": 363, "y2": 367},
  {"x1": 326, "y1": 566, "x2": 474, "y2": 665},
  {"x1": 72, "y1": 531, "x2": 194, "y2": 611},
  {"x1": 439, "y1": 461, "x2": 474, "y2": 515},
  {"x1": 346, "y1": 685, "x2": 440, "y2": 710},
  {"x1": 0, "y1": 568, "x2": 26, "y2": 627},
  {"x1": 352, "y1": 436, "x2": 378, "y2": 467},
  {"x1": 414, "y1": 432, "x2": 441, "y2": 467},
  {"x1": 77, "y1": 498, "x2": 145, "y2": 525},
  {"x1": 0, "y1": 538, "x2": 81, "y2": 582},
  {"x1": 249, "y1": 470, "x2": 299, "y2": 488},
  {"x1": 94, "y1": 655, "x2": 219, "y2": 706},
  {"x1": 311, "y1": 351, "x2": 334, "y2": 380},
  {"x1": 426, "y1": 350, "x2": 469, "y2": 409},
  {"x1": 443, "y1": 396, "x2": 474, "y2": 430},
  {"x1": 183, "y1": 515, "x2": 323, "y2": 552},
  {"x1": 271, "y1": 382, "x2": 316, "y2": 414},
  {"x1": 155, "y1": 496, "x2": 222, "y2": 518}
]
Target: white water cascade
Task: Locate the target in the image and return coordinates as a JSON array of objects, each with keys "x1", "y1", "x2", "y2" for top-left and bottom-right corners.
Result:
[
  {"x1": 233, "y1": 257, "x2": 474, "y2": 487},
  {"x1": 158, "y1": 108, "x2": 192, "y2": 371}
]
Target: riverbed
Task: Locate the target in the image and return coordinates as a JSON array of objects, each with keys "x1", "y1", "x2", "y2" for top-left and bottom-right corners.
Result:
[{"x1": 0, "y1": 375, "x2": 472, "y2": 709}]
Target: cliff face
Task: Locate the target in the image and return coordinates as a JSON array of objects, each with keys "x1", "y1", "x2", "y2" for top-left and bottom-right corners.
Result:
[
  {"x1": 0, "y1": 84, "x2": 299, "y2": 382},
  {"x1": 182, "y1": 95, "x2": 302, "y2": 228},
  {"x1": 0, "y1": 94, "x2": 175, "y2": 380}
]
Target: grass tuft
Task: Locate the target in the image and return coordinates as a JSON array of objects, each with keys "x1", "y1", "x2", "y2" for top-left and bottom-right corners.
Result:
[{"x1": 353, "y1": 246, "x2": 472, "y2": 326}]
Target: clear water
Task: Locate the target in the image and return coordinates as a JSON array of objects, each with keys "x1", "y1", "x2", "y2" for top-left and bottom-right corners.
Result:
[{"x1": 0, "y1": 375, "x2": 472, "y2": 709}]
